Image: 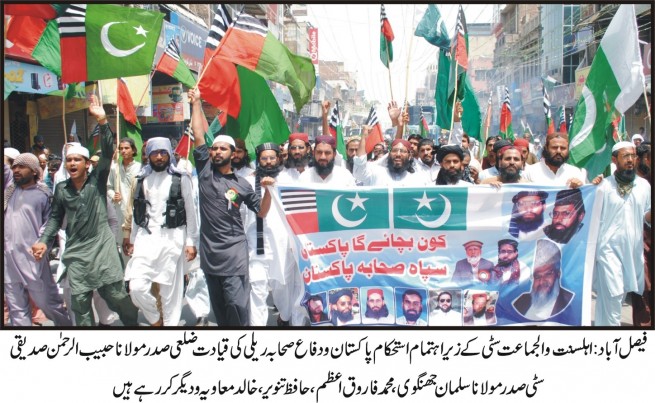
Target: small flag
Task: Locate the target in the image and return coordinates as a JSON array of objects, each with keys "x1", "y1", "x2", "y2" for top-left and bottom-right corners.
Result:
[
  {"x1": 499, "y1": 86, "x2": 514, "y2": 140},
  {"x1": 117, "y1": 78, "x2": 143, "y2": 162},
  {"x1": 543, "y1": 81, "x2": 555, "y2": 134},
  {"x1": 156, "y1": 39, "x2": 197, "y2": 88},
  {"x1": 419, "y1": 110, "x2": 429, "y2": 137},
  {"x1": 364, "y1": 106, "x2": 383, "y2": 154},
  {"x1": 380, "y1": 4, "x2": 394, "y2": 68},
  {"x1": 452, "y1": 5, "x2": 468, "y2": 70},
  {"x1": 295, "y1": 116, "x2": 302, "y2": 131},
  {"x1": 86, "y1": 124, "x2": 101, "y2": 154},
  {"x1": 557, "y1": 106, "x2": 567, "y2": 134},
  {"x1": 175, "y1": 126, "x2": 195, "y2": 160},
  {"x1": 328, "y1": 101, "x2": 346, "y2": 156}
]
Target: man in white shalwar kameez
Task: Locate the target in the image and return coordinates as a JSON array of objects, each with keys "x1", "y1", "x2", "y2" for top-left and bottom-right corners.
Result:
[
  {"x1": 594, "y1": 142, "x2": 651, "y2": 326},
  {"x1": 242, "y1": 142, "x2": 296, "y2": 326},
  {"x1": 124, "y1": 138, "x2": 198, "y2": 326}
]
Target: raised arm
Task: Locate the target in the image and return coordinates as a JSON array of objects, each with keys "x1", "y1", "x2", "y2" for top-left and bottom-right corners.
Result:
[
  {"x1": 321, "y1": 100, "x2": 331, "y2": 138},
  {"x1": 188, "y1": 88, "x2": 206, "y2": 148}
]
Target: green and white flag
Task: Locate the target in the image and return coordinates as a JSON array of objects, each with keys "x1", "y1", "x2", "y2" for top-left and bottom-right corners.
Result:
[{"x1": 569, "y1": 4, "x2": 645, "y2": 179}]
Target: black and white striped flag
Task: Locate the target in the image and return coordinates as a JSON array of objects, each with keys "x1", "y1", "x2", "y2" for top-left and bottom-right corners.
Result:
[{"x1": 204, "y1": 4, "x2": 232, "y2": 64}]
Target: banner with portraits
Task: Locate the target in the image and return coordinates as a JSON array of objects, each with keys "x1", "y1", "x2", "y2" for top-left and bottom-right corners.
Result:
[{"x1": 276, "y1": 184, "x2": 602, "y2": 327}]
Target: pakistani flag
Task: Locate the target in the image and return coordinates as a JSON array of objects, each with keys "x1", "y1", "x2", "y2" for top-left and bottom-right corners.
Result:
[
  {"x1": 569, "y1": 4, "x2": 645, "y2": 179},
  {"x1": 414, "y1": 4, "x2": 450, "y2": 50},
  {"x1": 394, "y1": 188, "x2": 467, "y2": 230},
  {"x1": 316, "y1": 189, "x2": 390, "y2": 232},
  {"x1": 280, "y1": 188, "x2": 390, "y2": 235},
  {"x1": 58, "y1": 4, "x2": 164, "y2": 83}
]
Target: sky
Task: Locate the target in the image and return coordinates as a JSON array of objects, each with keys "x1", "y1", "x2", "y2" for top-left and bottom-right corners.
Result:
[{"x1": 307, "y1": 4, "x2": 494, "y2": 123}]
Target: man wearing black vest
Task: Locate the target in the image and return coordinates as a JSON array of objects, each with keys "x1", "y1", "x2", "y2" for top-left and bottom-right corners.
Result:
[
  {"x1": 123, "y1": 137, "x2": 198, "y2": 326},
  {"x1": 189, "y1": 88, "x2": 274, "y2": 327}
]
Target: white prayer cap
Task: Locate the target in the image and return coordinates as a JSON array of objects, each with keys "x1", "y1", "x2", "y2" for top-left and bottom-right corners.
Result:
[
  {"x1": 468, "y1": 157, "x2": 482, "y2": 173},
  {"x1": 612, "y1": 141, "x2": 635, "y2": 154},
  {"x1": 632, "y1": 134, "x2": 644, "y2": 142},
  {"x1": 4, "y1": 147, "x2": 20, "y2": 160},
  {"x1": 212, "y1": 135, "x2": 235, "y2": 148},
  {"x1": 67, "y1": 144, "x2": 90, "y2": 159}
]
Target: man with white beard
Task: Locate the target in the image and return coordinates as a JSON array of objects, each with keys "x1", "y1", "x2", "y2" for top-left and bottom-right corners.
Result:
[
  {"x1": 513, "y1": 239, "x2": 574, "y2": 321},
  {"x1": 451, "y1": 241, "x2": 495, "y2": 285}
]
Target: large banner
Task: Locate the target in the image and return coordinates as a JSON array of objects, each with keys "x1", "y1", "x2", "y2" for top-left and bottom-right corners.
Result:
[{"x1": 276, "y1": 184, "x2": 601, "y2": 327}]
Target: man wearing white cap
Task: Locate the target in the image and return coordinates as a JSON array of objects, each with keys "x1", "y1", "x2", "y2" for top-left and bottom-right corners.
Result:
[
  {"x1": 123, "y1": 137, "x2": 198, "y2": 326},
  {"x1": 632, "y1": 134, "x2": 644, "y2": 147},
  {"x1": 189, "y1": 88, "x2": 274, "y2": 326},
  {"x1": 594, "y1": 141, "x2": 651, "y2": 326},
  {"x1": 4, "y1": 147, "x2": 20, "y2": 189},
  {"x1": 32, "y1": 95, "x2": 138, "y2": 326}
]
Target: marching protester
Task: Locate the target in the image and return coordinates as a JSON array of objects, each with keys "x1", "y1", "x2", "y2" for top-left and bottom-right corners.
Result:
[
  {"x1": 4, "y1": 153, "x2": 72, "y2": 326},
  {"x1": 594, "y1": 142, "x2": 651, "y2": 326},
  {"x1": 31, "y1": 95, "x2": 139, "y2": 327},
  {"x1": 189, "y1": 88, "x2": 274, "y2": 326},
  {"x1": 123, "y1": 138, "x2": 198, "y2": 326}
]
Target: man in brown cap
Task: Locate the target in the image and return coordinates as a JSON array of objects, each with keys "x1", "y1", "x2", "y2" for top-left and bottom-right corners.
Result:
[
  {"x1": 278, "y1": 132, "x2": 311, "y2": 183},
  {"x1": 452, "y1": 240, "x2": 495, "y2": 284}
]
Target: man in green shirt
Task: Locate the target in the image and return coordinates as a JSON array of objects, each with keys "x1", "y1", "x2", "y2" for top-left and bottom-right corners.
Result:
[{"x1": 32, "y1": 95, "x2": 138, "y2": 326}]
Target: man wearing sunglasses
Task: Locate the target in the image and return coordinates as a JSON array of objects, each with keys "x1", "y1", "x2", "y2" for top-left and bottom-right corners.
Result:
[{"x1": 428, "y1": 290, "x2": 461, "y2": 326}]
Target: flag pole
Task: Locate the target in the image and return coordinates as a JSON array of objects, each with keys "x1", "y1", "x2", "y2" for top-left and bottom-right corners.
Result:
[
  {"x1": 115, "y1": 80, "x2": 122, "y2": 195},
  {"x1": 449, "y1": 62, "x2": 459, "y2": 133},
  {"x1": 403, "y1": 4, "x2": 417, "y2": 136},
  {"x1": 186, "y1": 128, "x2": 192, "y2": 160},
  {"x1": 62, "y1": 93, "x2": 68, "y2": 146},
  {"x1": 135, "y1": 70, "x2": 156, "y2": 114},
  {"x1": 644, "y1": 86, "x2": 652, "y2": 131},
  {"x1": 385, "y1": 39, "x2": 394, "y2": 101}
]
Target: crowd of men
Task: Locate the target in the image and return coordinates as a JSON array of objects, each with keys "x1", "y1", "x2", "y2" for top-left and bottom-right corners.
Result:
[{"x1": 3, "y1": 92, "x2": 651, "y2": 328}]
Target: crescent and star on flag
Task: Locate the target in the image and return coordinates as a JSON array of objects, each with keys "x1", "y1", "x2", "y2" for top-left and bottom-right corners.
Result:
[
  {"x1": 101, "y1": 21, "x2": 149, "y2": 57},
  {"x1": 331, "y1": 191, "x2": 452, "y2": 229}
]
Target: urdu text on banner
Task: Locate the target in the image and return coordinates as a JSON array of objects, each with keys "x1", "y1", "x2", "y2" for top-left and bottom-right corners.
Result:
[{"x1": 274, "y1": 184, "x2": 601, "y2": 327}]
